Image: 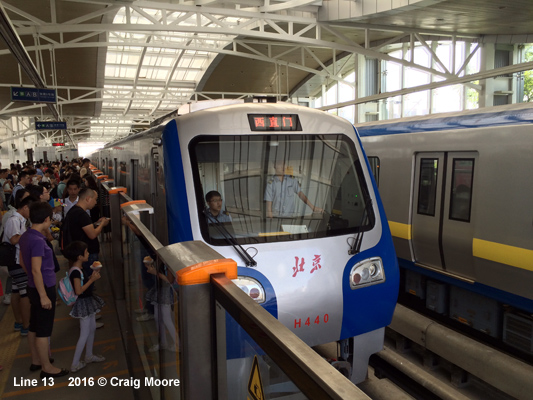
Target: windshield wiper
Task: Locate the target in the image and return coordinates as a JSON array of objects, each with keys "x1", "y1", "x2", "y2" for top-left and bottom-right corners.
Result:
[
  {"x1": 203, "y1": 210, "x2": 257, "y2": 267},
  {"x1": 348, "y1": 192, "x2": 373, "y2": 255}
]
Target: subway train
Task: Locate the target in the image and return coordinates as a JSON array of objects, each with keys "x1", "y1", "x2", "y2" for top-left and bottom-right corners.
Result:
[
  {"x1": 358, "y1": 103, "x2": 533, "y2": 356},
  {"x1": 90, "y1": 100, "x2": 399, "y2": 383}
]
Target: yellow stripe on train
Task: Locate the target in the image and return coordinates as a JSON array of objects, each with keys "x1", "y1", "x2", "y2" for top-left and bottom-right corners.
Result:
[
  {"x1": 387, "y1": 222, "x2": 533, "y2": 271},
  {"x1": 473, "y1": 239, "x2": 533, "y2": 271},
  {"x1": 388, "y1": 221, "x2": 411, "y2": 240}
]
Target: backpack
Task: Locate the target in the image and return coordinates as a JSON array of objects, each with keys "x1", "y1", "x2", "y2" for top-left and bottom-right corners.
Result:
[
  {"x1": 58, "y1": 266, "x2": 84, "y2": 306},
  {"x1": 50, "y1": 186, "x2": 58, "y2": 199},
  {"x1": 60, "y1": 213, "x2": 73, "y2": 254}
]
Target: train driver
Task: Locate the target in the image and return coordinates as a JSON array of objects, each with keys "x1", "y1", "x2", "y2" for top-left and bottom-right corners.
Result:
[
  {"x1": 265, "y1": 160, "x2": 323, "y2": 218},
  {"x1": 205, "y1": 191, "x2": 232, "y2": 224}
]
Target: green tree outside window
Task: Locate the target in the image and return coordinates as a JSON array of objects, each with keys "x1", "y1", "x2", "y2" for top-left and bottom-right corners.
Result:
[{"x1": 524, "y1": 45, "x2": 533, "y2": 102}]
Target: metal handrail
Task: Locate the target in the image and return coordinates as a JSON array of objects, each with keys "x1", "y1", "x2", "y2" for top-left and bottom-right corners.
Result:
[
  {"x1": 212, "y1": 274, "x2": 370, "y2": 400},
  {"x1": 118, "y1": 191, "x2": 163, "y2": 253}
]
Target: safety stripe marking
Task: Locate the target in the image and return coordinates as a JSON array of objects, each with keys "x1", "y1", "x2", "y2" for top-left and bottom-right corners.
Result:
[{"x1": 473, "y1": 238, "x2": 533, "y2": 271}]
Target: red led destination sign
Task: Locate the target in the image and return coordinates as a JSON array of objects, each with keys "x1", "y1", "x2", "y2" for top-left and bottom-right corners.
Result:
[
  {"x1": 52, "y1": 143, "x2": 65, "y2": 147},
  {"x1": 248, "y1": 114, "x2": 302, "y2": 131}
]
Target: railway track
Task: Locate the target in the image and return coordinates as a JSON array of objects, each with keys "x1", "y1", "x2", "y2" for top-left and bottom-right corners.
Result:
[
  {"x1": 358, "y1": 305, "x2": 532, "y2": 400},
  {"x1": 315, "y1": 304, "x2": 533, "y2": 399}
]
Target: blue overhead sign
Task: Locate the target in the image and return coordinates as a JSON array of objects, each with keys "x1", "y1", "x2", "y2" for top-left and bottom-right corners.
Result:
[
  {"x1": 11, "y1": 87, "x2": 57, "y2": 103},
  {"x1": 36, "y1": 121, "x2": 67, "y2": 130}
]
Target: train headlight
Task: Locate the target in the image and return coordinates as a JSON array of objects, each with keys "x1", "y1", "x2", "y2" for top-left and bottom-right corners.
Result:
[
  {"x1": 232, "y1": 276, "x2": 266, "y2": 304},
  {"x1": 349, "y1": 257, "x2": 385, "y2": 289}
]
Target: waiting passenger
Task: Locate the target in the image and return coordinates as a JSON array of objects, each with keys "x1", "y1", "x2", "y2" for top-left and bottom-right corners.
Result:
[
  {"x1": 3, "y1": 196, "x2": 33, "y2": 336},
  {"x1": 63, "y1": 179, "x2": 81, "y2": 215},
  {"x1": 82, "y1": 175, "x2": 100, "y2": 223},
  {"x1": 11, "y1": 171, "x2": 31, "y2": 206},
  {"x1": 265, "y1": 160, "x2": 323, "y2": 218},
  {"x1": 2, "y1": 189, "x2": 30, "y2": 233},
  {"x1": 62, "y1": 241, "x2": 105, "y2": 372},
  {"x1": 205, "y1": 191, "x2": 232, "y2": 223},
  {"x1": 1, "y1": 168, "x2": 13, "y2": 208},
  {"x1": 56, "y1": 173, "x2": 68, "y2": 199},
  {"x1": 62, "y1": 188, "x2": 109, "y2": 280},
  {"x1": 19, "y1": 202, "x2": 68, "y2": 378},
  {"x1": 0, "y1": 168, "x2": 7, "y2": 210},
  {"x1": 79, "y1": 158, "x2": 91, "y2": 178}
]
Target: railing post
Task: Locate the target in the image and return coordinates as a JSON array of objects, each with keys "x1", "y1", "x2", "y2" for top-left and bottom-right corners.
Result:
[{"x1": 157, "y1": 242, "x2": 237, "y2": 400}]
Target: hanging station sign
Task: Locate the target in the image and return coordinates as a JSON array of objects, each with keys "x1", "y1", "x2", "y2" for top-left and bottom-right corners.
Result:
[
  {"x1": 11, "y1": 87, "x2": 57, "y2": 103},
  {"x1": 36, "y1": 121, "x2": 67, "y2": 130}
]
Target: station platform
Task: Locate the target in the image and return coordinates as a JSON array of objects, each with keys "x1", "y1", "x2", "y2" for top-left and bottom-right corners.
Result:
[{"x1": 0, "y1": 242, "x2": 158, "y2": 400}]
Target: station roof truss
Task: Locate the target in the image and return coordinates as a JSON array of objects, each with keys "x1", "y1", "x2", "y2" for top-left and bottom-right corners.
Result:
[{"x1": 0, "y1": 0, "x2": 532, "y2": 146}]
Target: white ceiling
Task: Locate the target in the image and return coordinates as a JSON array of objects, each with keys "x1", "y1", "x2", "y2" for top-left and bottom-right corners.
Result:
[{"x1": 0, "y1": 0, "x2": 532, "y2": 146}]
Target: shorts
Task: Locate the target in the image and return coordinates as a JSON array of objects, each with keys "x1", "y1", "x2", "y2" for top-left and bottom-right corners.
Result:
[
  {"x1": 27, "y1": 285, "x2": 57, "y2": 337},
  {"x1": 8, "y1": 264, "x2": 28, "y2": 297}
]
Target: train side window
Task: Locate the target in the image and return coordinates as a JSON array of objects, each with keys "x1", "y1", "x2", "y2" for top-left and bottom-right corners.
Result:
[
  {"x1": 417, "y1": 158, "x2": 438, "y2": 216},
  {"x1": 449, "y1": 158, "x2": 474, "y2": 222},
  {"x1": 367, "y1": 156, "x2": 380, "y2": 187}
]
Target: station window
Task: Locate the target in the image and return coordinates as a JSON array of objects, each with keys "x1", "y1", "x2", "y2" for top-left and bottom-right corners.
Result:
[
  {"x1": 367, "y1": 157, "x2": 380, "y2": 187},
  {"x1": 449, "y1": 159, "x2": 474, "y2": 222},
  {"x1": 417, "y1": 158, "x2": 438, "y2": 216}
]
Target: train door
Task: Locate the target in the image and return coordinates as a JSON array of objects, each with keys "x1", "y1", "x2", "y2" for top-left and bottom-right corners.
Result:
[
  {"x1": 412, "y1": 153, "x2": 445, "y2": 269},
  {"x1": 441, "y1": 153, "x2": 477, "y2": 278},
  {"x1": 411, "y1": 152, "x2": 477, "y2": 278}
]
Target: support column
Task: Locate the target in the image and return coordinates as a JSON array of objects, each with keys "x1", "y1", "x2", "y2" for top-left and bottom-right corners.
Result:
[{"x1": 479, "y1": 43, "x2": 495, "y2": 107}]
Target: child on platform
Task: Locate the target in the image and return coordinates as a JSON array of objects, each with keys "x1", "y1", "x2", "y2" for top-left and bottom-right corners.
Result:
[{"x1": 63, "y1": 241, "x2": 106, "y2": 372}]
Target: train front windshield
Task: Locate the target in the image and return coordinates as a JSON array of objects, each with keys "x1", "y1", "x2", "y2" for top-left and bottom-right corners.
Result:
[{"x1": 190, "y1": 134, "x2": 374, "y2": 245}]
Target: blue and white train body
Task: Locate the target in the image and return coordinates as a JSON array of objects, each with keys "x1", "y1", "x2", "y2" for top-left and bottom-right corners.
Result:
[{"x1": 92, "y1": 101, "x2": 399, "y2": 383}]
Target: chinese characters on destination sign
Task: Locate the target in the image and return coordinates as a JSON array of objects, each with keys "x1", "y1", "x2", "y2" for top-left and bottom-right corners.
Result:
[{"x1": 248, "y1": 114, "x2": 302, "y2": 131}]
